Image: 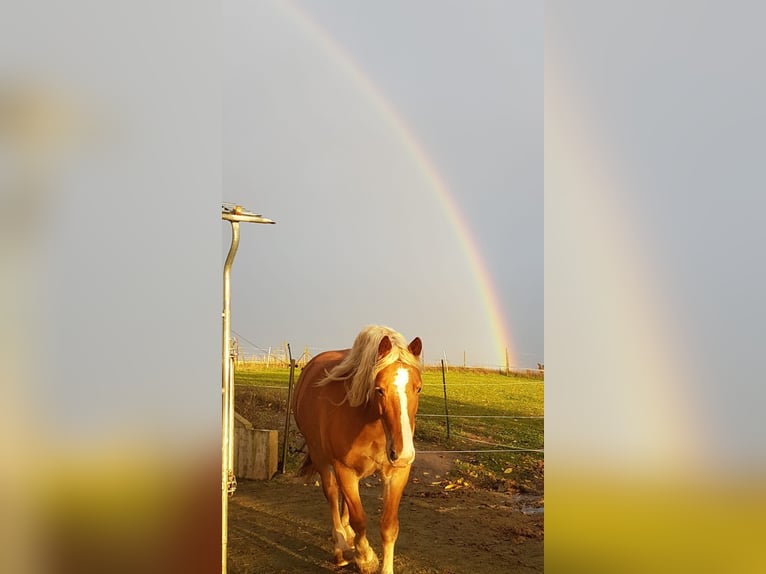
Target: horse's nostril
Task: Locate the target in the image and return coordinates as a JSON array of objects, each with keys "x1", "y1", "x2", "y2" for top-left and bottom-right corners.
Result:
[{"x1": 389, "y1": 449, "x2": 398, "y2": 462}]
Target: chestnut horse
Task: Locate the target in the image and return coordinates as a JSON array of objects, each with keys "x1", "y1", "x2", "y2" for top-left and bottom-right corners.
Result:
[{"x1": 292, "y1": 325, "x2": 423, "y2": 574}]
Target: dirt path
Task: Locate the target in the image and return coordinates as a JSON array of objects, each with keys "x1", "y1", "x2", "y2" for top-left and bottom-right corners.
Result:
[{"x1": 227, "y1": 458, "x2": 543, "y2": 574}]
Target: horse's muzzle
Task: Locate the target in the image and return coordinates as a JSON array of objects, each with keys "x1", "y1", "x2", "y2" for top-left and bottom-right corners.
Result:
[{"x1": 388, "y1": 448, "x2": 415, "y2": 467}]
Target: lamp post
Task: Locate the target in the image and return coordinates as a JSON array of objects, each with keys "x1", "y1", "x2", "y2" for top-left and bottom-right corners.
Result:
[{"x1": 221, "y1": 203, "x2": 274, "y2": 574}]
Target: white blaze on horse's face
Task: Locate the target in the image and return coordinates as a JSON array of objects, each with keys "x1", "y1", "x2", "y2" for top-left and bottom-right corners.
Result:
[
  {"x1": 393, "y1": 368, "x2": 416, "y2": 465},
  {"x1": 376, "y1": 362, "x2": 420, "y2": 467},
  {"x1": 375, "y1": 366, "x2": 418, "y2": 468}
]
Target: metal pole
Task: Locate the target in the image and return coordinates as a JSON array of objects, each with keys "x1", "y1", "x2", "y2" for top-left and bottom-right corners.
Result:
[
  {"x1": 441, "y1": 359, "x2": 450, "y2": 441},
  {"x1": 222, "y1": 220, "x2": 239, "y2": 574},
  {"x1": 281, "y1": 344, "x2": 296, "y2": 473},
  {"x1": 228, "y1": 351, "x2": 236, "y2": 476},
  {"x1": 221, "y1": 204, "x2": 274, "y2": 574}
]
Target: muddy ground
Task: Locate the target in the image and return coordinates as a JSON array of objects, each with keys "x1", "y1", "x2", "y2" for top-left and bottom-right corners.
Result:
[
  {"x1": 228, "y1": 463, "x2": 542, "y2": 573},
  {"x1": 230, "y1": 386, "x2": 543, "y2": 573}
]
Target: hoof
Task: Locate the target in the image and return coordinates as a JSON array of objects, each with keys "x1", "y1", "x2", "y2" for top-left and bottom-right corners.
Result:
[
  {"x1": 333, "y1": 549, "x2": 349, "y2": 567},
  {"x1": 355, "y1": 552, "x2": 379, "y2": 574}
]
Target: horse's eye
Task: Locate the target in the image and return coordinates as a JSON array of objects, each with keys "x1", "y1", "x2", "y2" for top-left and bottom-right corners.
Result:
[
  {"x1": 375, "y1": 387, "x2": 384, "y2": 396},
  {"x1": 416, "y1": 386, "x2": 422, "y2": 394}
]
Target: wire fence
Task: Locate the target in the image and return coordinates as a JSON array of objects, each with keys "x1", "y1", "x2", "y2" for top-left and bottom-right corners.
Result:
[
  {"x1": 417, "y1": 414, "x2": 542, "y2": 419},
  {"x1": 234, "y1": 356, "x2": 544, "y2": 468}
]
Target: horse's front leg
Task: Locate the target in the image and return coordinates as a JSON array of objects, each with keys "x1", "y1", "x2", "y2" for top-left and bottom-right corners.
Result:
[
  {"x1": 335, "y1": 464, "x2": 379, "y2": 574},
  {"x1": 380, "y1": 465, "x2": 412, "y2": 574}
]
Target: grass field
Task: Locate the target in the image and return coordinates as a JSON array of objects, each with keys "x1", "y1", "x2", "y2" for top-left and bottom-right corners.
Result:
[
  {"x1": 234, "y1": 364, "x2": 544, "y2": 494},
  {"x1": 417, "y1": 366, "x2": 544, "y2": 492}
]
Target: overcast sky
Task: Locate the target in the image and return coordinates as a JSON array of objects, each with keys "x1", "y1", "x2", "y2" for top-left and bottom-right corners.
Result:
[
  {"x1": 7, "y1": 0, "x2": 766, "y2": 522},
  {"x1": 223, "y1": 0, "x2": 543, "y2": 368}
]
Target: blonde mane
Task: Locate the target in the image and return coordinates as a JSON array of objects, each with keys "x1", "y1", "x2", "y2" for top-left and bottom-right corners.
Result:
[{"x1": 317, "y1": 325, "x2": 421, "y2": 407}]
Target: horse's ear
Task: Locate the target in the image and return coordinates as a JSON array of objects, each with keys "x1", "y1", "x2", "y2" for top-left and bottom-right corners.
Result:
[
  {"x1": 408, "y1": 337, "x2": 422, "y2": 358},
  {"x1": 378, "y1": 335, "x2": 392, "y2": 359}
]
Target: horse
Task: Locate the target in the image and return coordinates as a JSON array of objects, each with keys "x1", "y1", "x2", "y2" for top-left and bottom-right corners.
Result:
[{"x1": 292, "y1": 325, "x2": 423, "y2": 574}]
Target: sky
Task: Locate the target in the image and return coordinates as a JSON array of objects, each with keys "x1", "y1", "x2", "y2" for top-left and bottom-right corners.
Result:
[{"x1": 222, "y1": 0, "x2": 543, "y2": 369}]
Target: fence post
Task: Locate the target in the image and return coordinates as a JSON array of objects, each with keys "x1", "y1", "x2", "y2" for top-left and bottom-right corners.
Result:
[
  {"x1": 281, "y1": 347, "x2": 296, "y2": 473},
  {"x1": 441, "y1": 359, "x2": 450, "y2": 441}
]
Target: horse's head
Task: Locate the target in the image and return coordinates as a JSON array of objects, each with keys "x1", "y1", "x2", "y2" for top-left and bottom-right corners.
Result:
[{"x1": 373, "y1": 335, "x2": 423, "y2": 468}]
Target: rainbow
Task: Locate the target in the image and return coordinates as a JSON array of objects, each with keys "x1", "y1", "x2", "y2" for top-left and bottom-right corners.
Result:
[{"x1": 281, "y1": 1, "x2": 517, "y2": 367}]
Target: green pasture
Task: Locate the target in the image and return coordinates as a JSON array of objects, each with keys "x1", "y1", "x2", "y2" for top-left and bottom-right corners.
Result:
[
  {"x1": 417, "y1": 367, "x2": 544, "y2": 492},
  {"x1": 234, "y1": 364, "x2": 544, "y2": 493}
]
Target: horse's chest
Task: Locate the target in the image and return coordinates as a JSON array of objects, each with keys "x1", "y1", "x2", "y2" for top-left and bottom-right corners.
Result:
[{"x1": 337, "y1": 434, "x2": 387, "y2": 477}]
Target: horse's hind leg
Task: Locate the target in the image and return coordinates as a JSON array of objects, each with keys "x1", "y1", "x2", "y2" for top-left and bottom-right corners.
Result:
[
  {"x1": 340, "y1": 495, "x2": 355, "y2": 548},
  {"x1": 318, "y1": 467, "x2": 352, "y2": 566}
]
